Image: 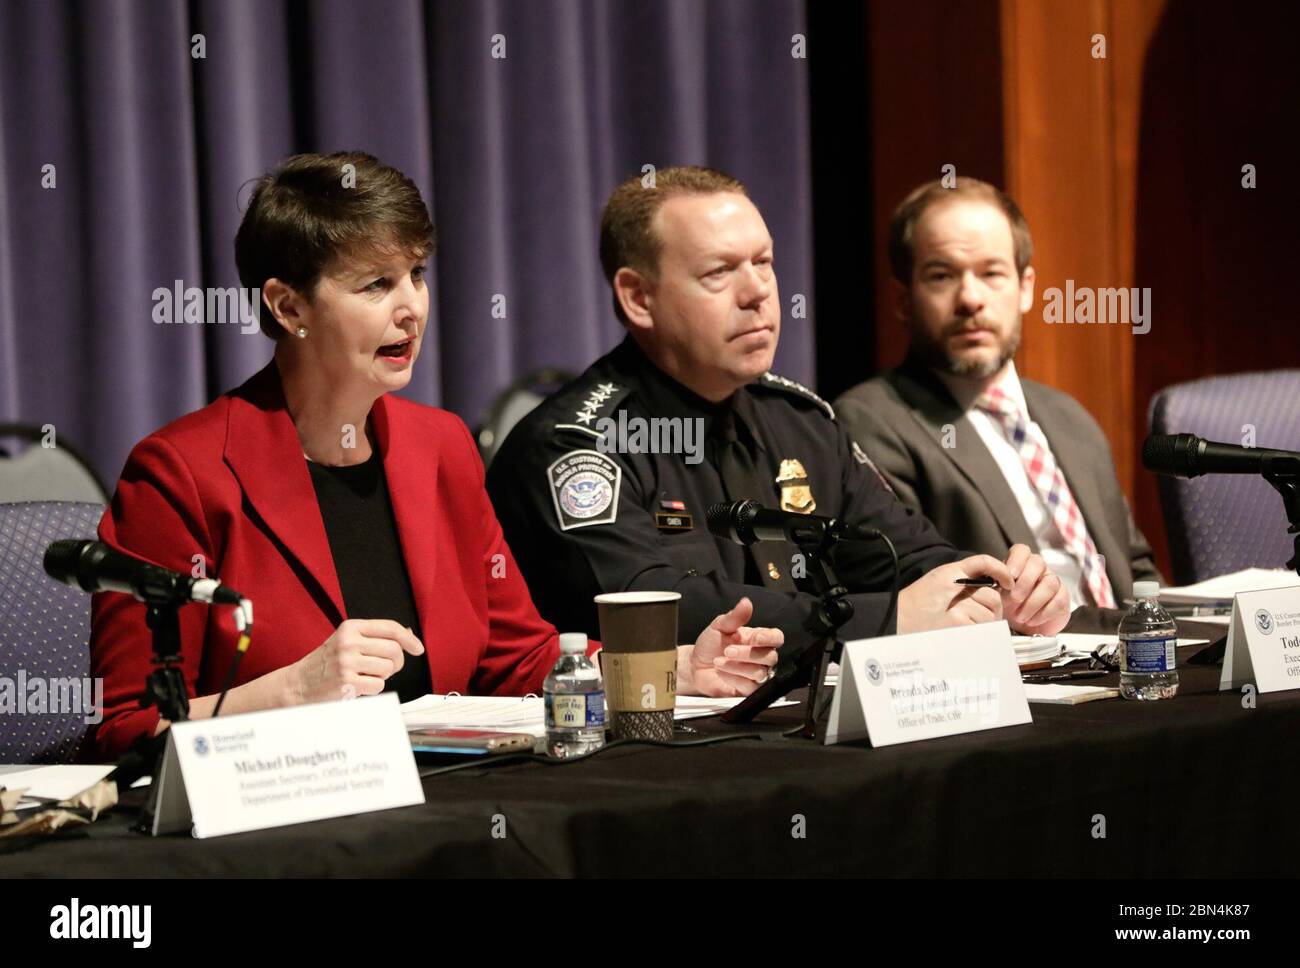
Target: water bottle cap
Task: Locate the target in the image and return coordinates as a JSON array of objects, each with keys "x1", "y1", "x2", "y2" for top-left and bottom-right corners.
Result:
[
  {"x1": 558, "y1": 633, "x2": 588, "y2": 655},
  {"x1": 1133, "y1": 580, "x2": 1160, "y2": 599}
]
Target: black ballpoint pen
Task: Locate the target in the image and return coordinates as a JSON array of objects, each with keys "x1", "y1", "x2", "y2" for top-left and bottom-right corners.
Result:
[{"x1": 1021, "y1": 670, "x2": 1109, "y2": 683}]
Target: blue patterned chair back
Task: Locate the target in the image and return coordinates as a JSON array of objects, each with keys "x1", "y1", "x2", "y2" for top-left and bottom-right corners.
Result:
[
  {"x1": 0, "y1": 501, "x2": 106, "y2": 763},
  {"x1": 1148, "y1": 371, "x2": 1300, "y2": 584}
]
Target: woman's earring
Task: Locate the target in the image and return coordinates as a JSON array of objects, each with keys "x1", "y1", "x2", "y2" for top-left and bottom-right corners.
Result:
[{"x1": 296, "y1": 326, "x2": 308, "y2": 339}]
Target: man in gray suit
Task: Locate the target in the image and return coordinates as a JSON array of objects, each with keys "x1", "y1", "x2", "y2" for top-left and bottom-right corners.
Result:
[{"x1": 835, "y1": 177, "x2": 1161, "y2": 607}]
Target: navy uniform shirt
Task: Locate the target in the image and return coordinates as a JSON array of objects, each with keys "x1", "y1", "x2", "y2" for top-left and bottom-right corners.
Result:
[{"x1": 486, "y1": 337, "x2": 961, "y2": 653}]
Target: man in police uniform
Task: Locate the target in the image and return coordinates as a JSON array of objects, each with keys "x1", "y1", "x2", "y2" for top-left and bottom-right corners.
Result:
[{"x1": 487, "y1": 167, "x2": 1071, "y2": 667}]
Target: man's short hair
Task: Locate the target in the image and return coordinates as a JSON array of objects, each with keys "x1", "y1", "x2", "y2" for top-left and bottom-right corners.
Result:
[
  {"x1": 888, "y1": 177, "x2": 1033, "y2": 284},
  {"x1": 235, "y1": 151, "x2": 434, "y2": 339},
  {"x1": 599, "y1": 165, "x2": 748, "y2": 324}
]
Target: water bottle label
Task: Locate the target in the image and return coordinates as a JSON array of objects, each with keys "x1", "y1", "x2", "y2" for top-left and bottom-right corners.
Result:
[
  {"x1": 545, "y1": 692, "x2": 606, "y2": 729},
  {"x1": 1122, "y1": 637, "x2": 1176, "y2": 673}
]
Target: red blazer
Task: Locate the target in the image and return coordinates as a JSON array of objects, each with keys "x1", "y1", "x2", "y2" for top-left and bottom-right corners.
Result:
[{"x1": 90, "y1": 363, "x2": 571, "y2": 759}]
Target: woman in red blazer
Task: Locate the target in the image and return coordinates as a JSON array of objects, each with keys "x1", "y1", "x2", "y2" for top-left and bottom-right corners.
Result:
[{"x1": 90, "y1": 152, "x2": 782, "y2": 759}]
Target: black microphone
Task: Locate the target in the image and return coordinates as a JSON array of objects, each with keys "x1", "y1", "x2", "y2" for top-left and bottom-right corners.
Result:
[
  {"x1": 43, "y1": 539, "x2": 244, "y2": 607},
  {"x1": 706, "y1": 500, "x2": 881, "y2": 547},
  {"x1": 1141, "y1": 433, "x2": 1300, "y2": 479}
]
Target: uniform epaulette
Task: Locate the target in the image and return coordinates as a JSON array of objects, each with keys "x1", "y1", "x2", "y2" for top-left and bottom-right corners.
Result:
[
  {"x1": 551, "y1": 380, "x2": 633, "y2": 441},
  {"x1": 755, "y1": 372, "x2": 835, "y2": 421}
]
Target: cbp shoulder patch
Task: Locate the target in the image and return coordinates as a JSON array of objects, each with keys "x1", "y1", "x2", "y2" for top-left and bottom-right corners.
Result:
[
  {"x1": 756, "y1": 372, "x2": 835, "y2": 420},
  {"x1": 548, "y1": 449, "x2": 621, "y2": 531}
]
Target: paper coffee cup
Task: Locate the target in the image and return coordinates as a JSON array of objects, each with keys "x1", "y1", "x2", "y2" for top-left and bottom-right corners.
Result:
[{"x1": 594, "y1": 591, "x2": 679, "y2": 741}]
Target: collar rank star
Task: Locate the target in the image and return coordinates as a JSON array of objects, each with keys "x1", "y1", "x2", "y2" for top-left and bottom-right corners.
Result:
[
  {"x1": 776, "y1": 458, "x2": 816, "y2": 514},
  {"x1": 656, "y1": 498, "x2": 693, "y2": 532},
  {"x1": 548, "y1": 449, "x2": 621, "y2": 531}
]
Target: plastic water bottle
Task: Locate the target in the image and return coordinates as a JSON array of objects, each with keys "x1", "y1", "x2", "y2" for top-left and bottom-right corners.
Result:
[
  {"x1": 544, "y1": 633, "x2": 606, "y2": 757},
  {"x1": 1119, "y1": 580, "x2": 1179, "y2": 700}
]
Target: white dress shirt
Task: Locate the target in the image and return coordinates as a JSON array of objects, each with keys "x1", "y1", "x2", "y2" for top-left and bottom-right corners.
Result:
[{"x1": 936, "y1": 363, "x2": 1088, "y2": 608}]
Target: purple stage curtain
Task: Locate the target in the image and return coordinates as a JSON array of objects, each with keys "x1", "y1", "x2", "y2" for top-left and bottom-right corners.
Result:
[{"x1": 0, "y1": 0, "x2": 813, "y2": 484}]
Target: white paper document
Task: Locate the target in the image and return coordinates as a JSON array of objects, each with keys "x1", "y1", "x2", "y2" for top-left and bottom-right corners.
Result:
[
  {"x1": 1160, "y1": 568, "x2": 1299, "y2": 603},
  {"x1": 400, "y1": 693, "x2": 796, "y2": 738},
  {"x1": 0, "y1": 764, "x2": 115, "y2": 803},
  {"x1": 1023, "y1": 683, "x2": 1119, "y2": 704}
]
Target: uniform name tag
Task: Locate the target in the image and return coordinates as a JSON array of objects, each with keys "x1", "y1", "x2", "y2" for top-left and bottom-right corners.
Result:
[{"x1": 655, "y1": 512, "x2": 693, "y2": 531}]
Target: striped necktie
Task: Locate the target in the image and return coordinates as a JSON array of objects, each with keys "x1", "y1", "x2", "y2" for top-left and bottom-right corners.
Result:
[{"x1": 975, "y1": 386, "x2": 1115, "y2": 608}]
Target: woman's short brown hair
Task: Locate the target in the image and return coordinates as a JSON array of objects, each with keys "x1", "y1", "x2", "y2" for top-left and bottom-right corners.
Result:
[
  {"x1": 234, "y1": 151, "x2": 434, "y2": 338},
  {"x1": 888, "y1": 176, "x2": 1033, "y2": 284},
  {"x1": 599, "y1": 165, "x2": 747, "y2": 324}
]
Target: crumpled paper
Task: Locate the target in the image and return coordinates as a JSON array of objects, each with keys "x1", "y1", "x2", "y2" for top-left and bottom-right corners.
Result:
[{"x1": 0, "y1": 779, "x2": 118, "y2": 838}]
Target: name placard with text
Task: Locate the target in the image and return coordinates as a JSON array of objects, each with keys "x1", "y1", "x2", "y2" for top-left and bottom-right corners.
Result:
[
  {"x1": 151, "y1": 693, "x2": 424, "y2": 838},
  {"x1": 825, "y1": 621, "x2": 1031, "y2": 747},
  {"x1": 1220, "y1": 586, "x2": 1300, "y2": 694}
]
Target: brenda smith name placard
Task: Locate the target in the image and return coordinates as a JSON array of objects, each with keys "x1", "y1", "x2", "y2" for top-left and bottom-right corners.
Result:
[
  {"x1": 825, "y1": 621, "x2": 1031, "y2": 746},
  {"x1": 149, "y1": 693, "x2": 424, "y2": 838}
]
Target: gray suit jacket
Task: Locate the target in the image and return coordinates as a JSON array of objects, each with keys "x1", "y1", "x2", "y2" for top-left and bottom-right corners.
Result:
[{"x1": 834, "y1": 359, "x2": 1162, "y2": 601}]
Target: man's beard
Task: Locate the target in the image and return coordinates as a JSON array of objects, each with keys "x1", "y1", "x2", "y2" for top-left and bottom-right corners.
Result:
[{"x1": 913, "y1": 315, "x2": 1022, "y2": 379}]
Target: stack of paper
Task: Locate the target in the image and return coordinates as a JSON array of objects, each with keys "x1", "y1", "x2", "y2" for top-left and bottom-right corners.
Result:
[
  {"x1": 1160, "y1": 568, "x2": 1299, "y2": 604},
  {"x1": 1012, "y1": 635, "x2": 1064, "y2": 666},
  {"x1": 1023, "y1": 683, "x2": 1119, "y2": 704},
  {"x1": 400, "y1": 693, "x2": 796, "y2": 739},
  {"x1": 0, "y1": 764, "x2": 150, "y2": 809}
]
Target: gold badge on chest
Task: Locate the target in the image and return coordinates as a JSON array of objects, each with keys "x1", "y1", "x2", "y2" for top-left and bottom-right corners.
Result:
[{"x1": 775, "y1": 458, "x2": 816, "y2": 514}]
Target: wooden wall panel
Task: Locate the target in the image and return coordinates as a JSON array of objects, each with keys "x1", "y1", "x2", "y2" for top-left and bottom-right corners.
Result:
[
  {"x1": 865, "y1": 0, "x2": 1295, "y2": 578},
  {"x1": 867, "y1": 0, "x2": 1004, "y2": 370},
  {"x1": 999, "y1": 0, "x2": 1147, "y2": 507}
]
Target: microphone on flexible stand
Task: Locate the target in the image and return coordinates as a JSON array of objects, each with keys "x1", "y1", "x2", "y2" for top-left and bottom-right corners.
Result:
[
  {"x1": 1142, "y1": 432, "x2": 1300, "y2": 576},
  {"x1": 705, "y1": 500, "x2": 899, "y2": 736},
  {"x1": 43, "y1": 539, "x2": 255, "y2": 823}
]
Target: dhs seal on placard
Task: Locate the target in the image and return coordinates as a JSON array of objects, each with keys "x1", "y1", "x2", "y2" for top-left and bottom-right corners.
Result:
[
  {"x1": 1255, "y1": 609, "x2": 1275, "y2": 635},
  {"x1": 548, "y1": 449, "x2": 622, "y2": 531}
]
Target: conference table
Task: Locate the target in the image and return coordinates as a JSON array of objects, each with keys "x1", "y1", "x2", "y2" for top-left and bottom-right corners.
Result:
[{"x1": 2, "y1": 617, "x2": 1296, "y2": 878}]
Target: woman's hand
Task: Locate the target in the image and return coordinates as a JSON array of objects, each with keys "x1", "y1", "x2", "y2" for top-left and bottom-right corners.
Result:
[
  {"x1": 287, "y1": 619, "x2": 425, "y2": 705},
  {"x1": 678, "y1": 597, "x2": 784, "y2": 698}
]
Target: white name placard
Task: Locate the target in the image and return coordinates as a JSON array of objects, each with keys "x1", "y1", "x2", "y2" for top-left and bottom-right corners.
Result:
[
  {"x1": 149, "y1": 693, "x2": 424, "y2": 838},
  {"x1": 825, "y1": 621, "x2": 1031, "y2": 746},
  {"x1": 1220, "y1": 586, "x2": 1300, "y2": 694}
]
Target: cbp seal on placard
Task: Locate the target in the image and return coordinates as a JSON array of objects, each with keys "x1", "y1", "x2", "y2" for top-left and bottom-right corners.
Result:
[
  {"x1": 865, "y1": 659, "x2": 884, "y2": 685},
  {"x1": 548, "y1": 449, "x2": 621, "y2": 531},
  {"x1": 1255, "y1": 609, "x2": 1275, "y2": 635}
]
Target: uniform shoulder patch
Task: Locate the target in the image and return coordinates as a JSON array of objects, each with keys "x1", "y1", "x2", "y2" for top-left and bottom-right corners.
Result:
[
  {"x1": 552, "y1": 381, "x2": 632, "y2": 441},
  {"x1": 547, "y1": 449, "x2": 621, "y2": 531},
  {"x1": 756, "y1": 372, "x2": 835, "y2": 420}
]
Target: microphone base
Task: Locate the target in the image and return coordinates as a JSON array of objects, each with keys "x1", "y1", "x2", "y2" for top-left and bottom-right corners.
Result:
[{"x1": 722, "y1": 536, "x2": 857, "y2": 733}]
